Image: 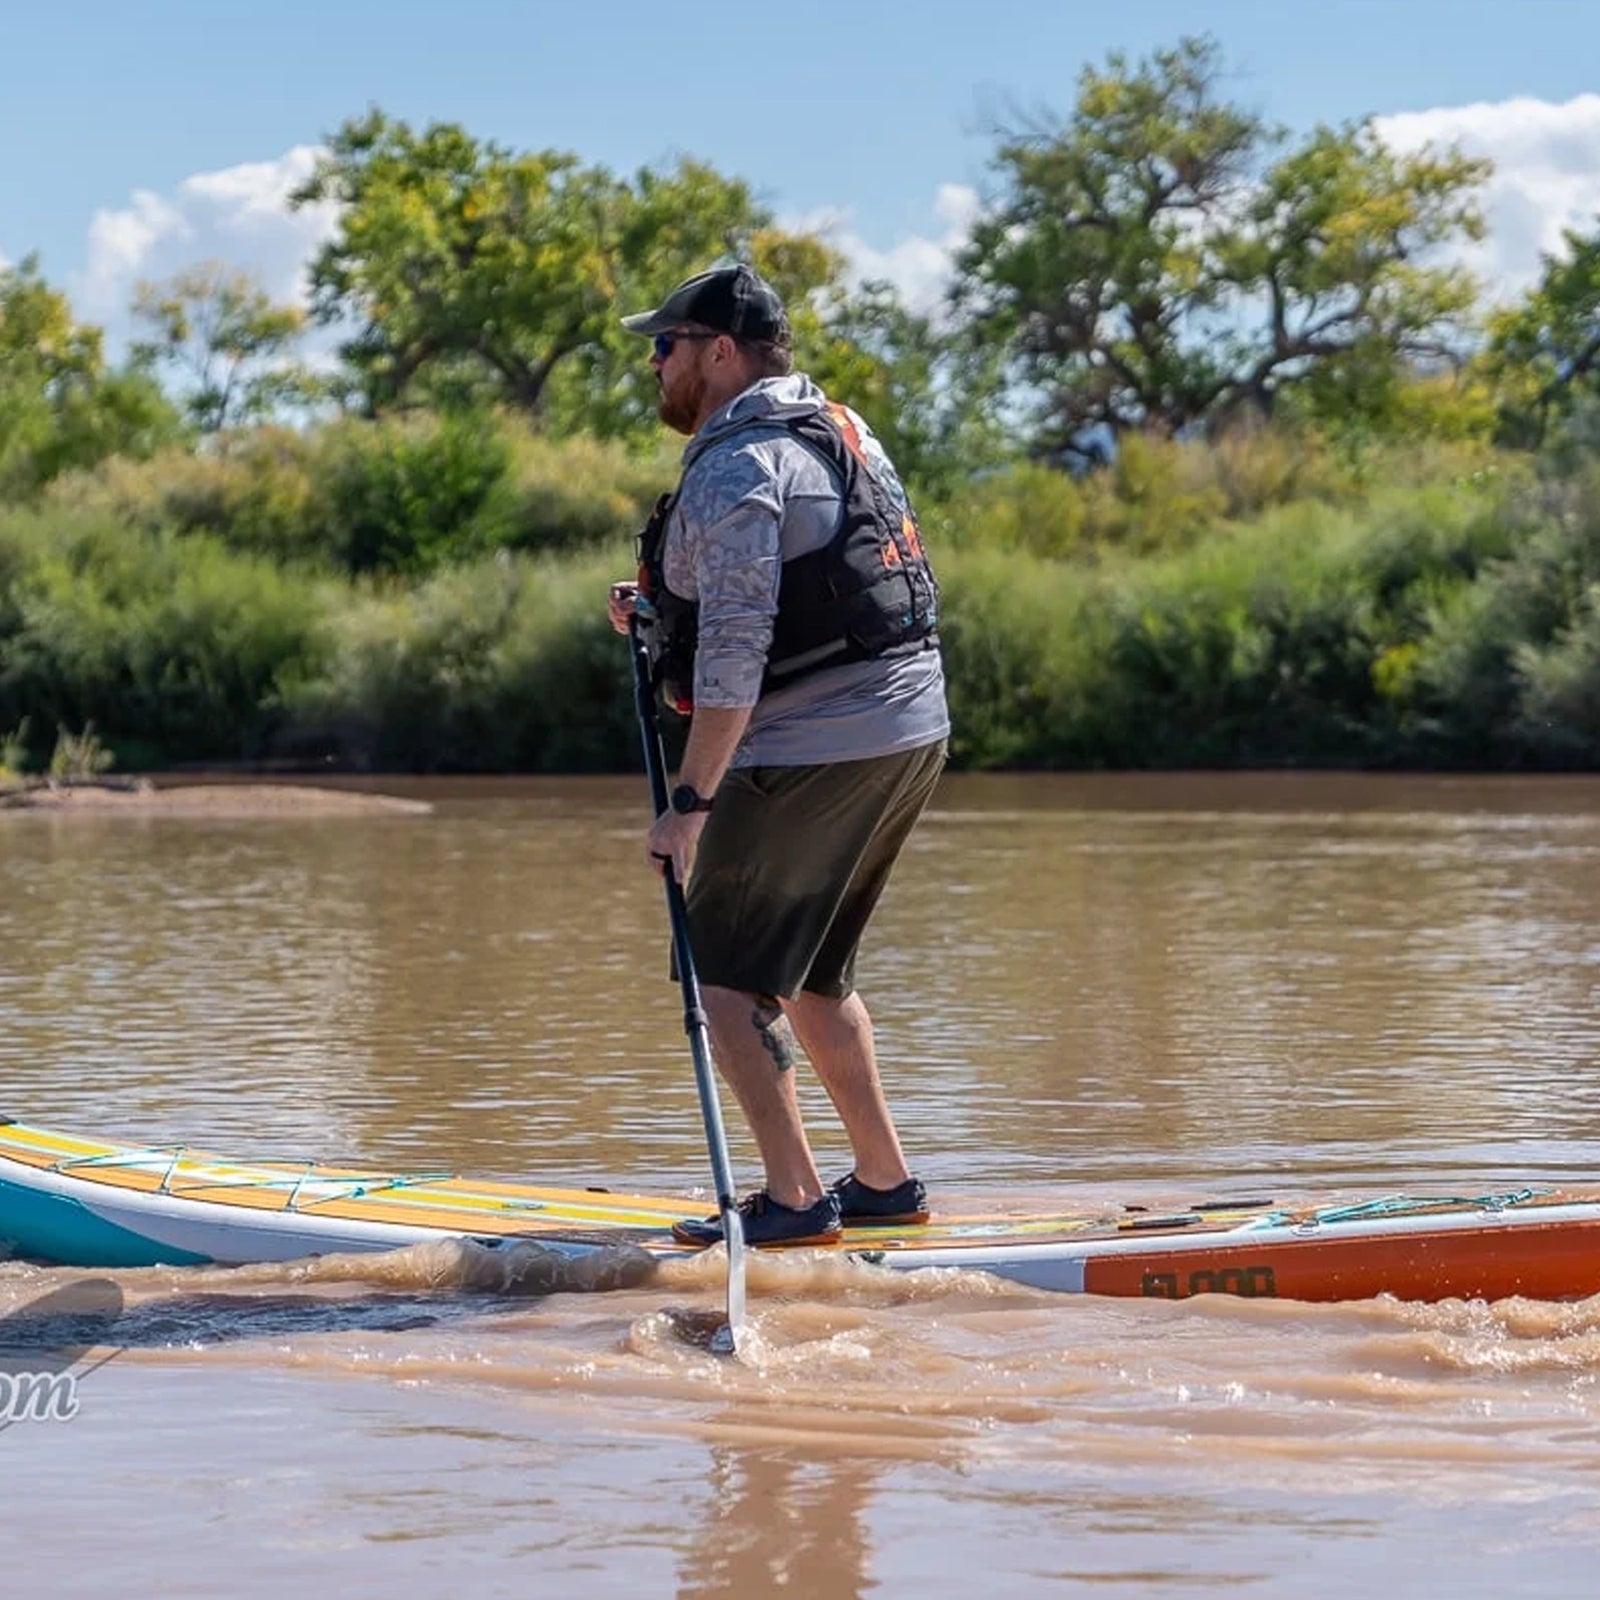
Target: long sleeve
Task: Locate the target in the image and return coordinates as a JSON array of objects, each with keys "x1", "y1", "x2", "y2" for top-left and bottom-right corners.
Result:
[{"x1": 665, "y1": 443, "x2": 786, "y2": 711}]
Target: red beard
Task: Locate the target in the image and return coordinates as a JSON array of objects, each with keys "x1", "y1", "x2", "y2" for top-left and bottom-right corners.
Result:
[{"x1": 656, "y1": 360, "x2": 707, "y2": 435}]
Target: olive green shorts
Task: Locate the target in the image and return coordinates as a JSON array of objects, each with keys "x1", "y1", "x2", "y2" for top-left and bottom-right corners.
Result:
[{"x1": 683, "y1": 739, "x2": 945, "y2": 1000}]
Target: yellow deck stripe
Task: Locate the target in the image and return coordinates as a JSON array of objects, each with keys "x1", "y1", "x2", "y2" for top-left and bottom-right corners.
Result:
[{"x1": 10, "y1": 1119, "x2": 1600, "y2": 1253}]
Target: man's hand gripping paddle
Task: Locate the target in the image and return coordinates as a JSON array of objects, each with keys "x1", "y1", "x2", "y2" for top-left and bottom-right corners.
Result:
[{"x1": 627, "y1": 616, "x2": 747, "y2": 1357}]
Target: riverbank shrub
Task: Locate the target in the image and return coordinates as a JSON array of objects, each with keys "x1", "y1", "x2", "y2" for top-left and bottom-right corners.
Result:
[
  {"x1": 1404, "y1": 463, "x2": 1600, "y2": 765},
  {"x1": 45, "y1": 414, "x2": 679, "y2": 576},
  {"x1": 938, "y1": 472, "x2": 1523, "y2": 767},
  {"x1": 6, "y1": 430, "x2": 1600, "y2": 772},
  {"x1": 496, "y1": 430, "x2": 678, "y2": 555},
  {"x1": 46, "y1": 429, "x2": 324, "y2": 562},
  {"x1": 931, "y1": 426, "x2": 1397, "y2": 562},
  {"x1": 0, "y1": 718, "x2": 28, "y2": 785},
  {"x1": 314, "y1": 412, "x2": 516, "y2": 573},
  {"x1": 0, "y1": 506, "x2": 334, "y2": 765},
  {"x1": 280, "y1": 549, "x2": 636, "y2": 771}
]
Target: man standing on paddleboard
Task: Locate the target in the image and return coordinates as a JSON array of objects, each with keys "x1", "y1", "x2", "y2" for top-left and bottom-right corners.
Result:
[{"x1": 606, "y1": 263, "x2": 948, "y2": 1248}]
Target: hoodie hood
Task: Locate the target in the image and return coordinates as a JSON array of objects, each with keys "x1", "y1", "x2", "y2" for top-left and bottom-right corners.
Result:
[{"x1": 683, "y1": 374, "x2": 828, "y2": 466}]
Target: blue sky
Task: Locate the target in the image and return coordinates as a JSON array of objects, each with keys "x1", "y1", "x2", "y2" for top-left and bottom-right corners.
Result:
[{"x1": 5, "y1": 0, "x2": 1600, "y2": 341}]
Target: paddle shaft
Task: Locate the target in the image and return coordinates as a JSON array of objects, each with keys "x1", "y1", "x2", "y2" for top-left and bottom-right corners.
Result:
[{"x1": 627, "y1": 617, "x2": 746, "y2": 1346}]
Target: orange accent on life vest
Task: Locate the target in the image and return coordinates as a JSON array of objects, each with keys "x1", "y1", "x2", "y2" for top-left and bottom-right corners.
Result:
[{"x1": 826, "y1": 402, "x2": 870, "y2": 468}]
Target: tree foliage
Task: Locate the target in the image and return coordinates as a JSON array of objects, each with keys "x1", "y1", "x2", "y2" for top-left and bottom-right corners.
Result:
[
  {"x1": 1485, "y1": 224, "x2": 1600, "y2": 446},
  {"x1": 131, "y1": 263, "x2": 313, "y2": 432},
  {"x1": 289, "y1": 110, "x2": 843, "y2": 435},
  {"x1": 802, "y1": 279, "x2": 1012, "y2": 495},
  {"x1": 0, "y1": 256, "x2": 178, "y2": 498},
  {"x1": 953, "y1": 37, "x2": 1488, "y2": 451}
]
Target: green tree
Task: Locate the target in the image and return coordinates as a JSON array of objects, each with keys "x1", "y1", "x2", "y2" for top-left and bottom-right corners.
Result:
[
  {"x1": 953, "y1": 37, "x2": 1487, "y2": 453},
  {"x1": 804, "y1": 279, "x2": 1011, "y2": 495},
  {"x1": 1485, "y1": 223, "x2": 1600, "y2": 446},
  {"x1": 0, "y1": 257, "x2": 178, "y2": 500},
  {"x1": 131, "y1": 263, "x2": 314, "y2": 432},
  {"x1": 538, "y1": 216, "x2": 848, "y2": 440},
  {"x1": 291, "y1": 111, "x2": 841, "y2": 437},
  {"x1": 1224, "y1": 124, "x2": 1486, "y2": 429}
]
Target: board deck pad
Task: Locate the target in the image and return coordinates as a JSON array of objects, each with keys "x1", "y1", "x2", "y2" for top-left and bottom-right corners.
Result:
[{"x1": 5, "y1": 1117, "x2": 1600, "y2": 1303}]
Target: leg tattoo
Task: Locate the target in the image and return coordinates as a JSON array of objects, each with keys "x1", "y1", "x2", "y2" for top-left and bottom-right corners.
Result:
[{"x1": 751, "y1": 994, "x2": 798, "y2": 1075}]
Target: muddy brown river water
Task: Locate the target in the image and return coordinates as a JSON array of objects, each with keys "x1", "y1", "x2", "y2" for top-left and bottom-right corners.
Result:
[{"x1": 2, "y1": 772, "x2": 1599, "y2": 1597}]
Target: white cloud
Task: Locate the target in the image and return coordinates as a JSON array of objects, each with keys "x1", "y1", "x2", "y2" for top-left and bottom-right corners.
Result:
[
  {"x1": 71, "y1": 145, "x2": 341, "y2": 353},
  {"x1": 810, "y1": 100, "x2": 1600, "y2": 321},
  {"x1": 82, "y1": 189, "x2": 192, "y2": 301},
  {"x1": 1375, "y1": 95, "x2": 1600, "y2": 301},
  {"x1": 789, "y1": 183, "x2": 982, "y2": 320}
]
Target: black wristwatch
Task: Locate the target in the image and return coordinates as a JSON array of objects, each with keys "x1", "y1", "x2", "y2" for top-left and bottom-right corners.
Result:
[{"x1": 669, "y1": 783, "x2": 715, "y2": 815}]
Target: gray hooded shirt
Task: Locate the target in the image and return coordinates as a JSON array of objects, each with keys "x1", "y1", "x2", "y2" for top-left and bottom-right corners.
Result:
[{"x1": 662, "y1": 373, "x2": 950, "y2": 768}]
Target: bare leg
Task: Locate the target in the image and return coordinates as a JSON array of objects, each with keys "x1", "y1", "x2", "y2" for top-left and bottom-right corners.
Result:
[
  {"x1": 781, "y1": 990, "x2": 911, "y2": 1191},
  {"x1": 700, "y1": 984, "x2": 825, "y2": 1210}
]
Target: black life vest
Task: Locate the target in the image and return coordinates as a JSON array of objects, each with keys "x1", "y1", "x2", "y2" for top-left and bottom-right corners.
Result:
[{"x1": 636, "y1": 402, "x2": 940, "y2": 714}]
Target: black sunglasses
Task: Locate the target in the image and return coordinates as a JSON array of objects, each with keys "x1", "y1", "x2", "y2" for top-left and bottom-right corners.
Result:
[{"x1": 653, "y1": 330, "x2": 721, "y2": 361}]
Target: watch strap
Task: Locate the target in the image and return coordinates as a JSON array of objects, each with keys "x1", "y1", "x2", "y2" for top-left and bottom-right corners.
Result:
[{"x1": 670, "y1": 783, "x2": 715, "y2": 814}]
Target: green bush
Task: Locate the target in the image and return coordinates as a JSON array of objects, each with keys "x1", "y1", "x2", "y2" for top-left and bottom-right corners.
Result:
[
  {"x1": 48, "y1": 722, "x2": 114, "y2": 781},
  {"x1": 1205, "y1": 424, "x2": 1357, "y2": 520},
  {"x1": 0, "y1": 506, "x2": 334, "y2": 763},
  {"x1": 8, "y1": 421, "x2": 1600, "y2": 774},
  {"x1": 0, "y1": 717, "x2": 29, "y2": 785},
  {"x1": 935, "y1": 473, "x2": 1523, "y2": 768},
  {"x1": 282, "y1": 549, "x2": 636, "y2": 771},
  {"x1": 42, "y1": 414, "x2": 680, "y2": 576},
  {"x1": 931, "y1": 425, "x2": 1363, "y2": 564},
  {"x1": 311, "y1": 412, "x2": 515, "y2": 574},
  {"x1": 497, "y1": 430, "x2": 678, "y2": 555},
  {"x1": 1517, "y1": 592, "x2": 1600, "y2": 761},
  {"x1": 284, "y1": 560, "x2": 523, "y2": 768},
  {"x1": 1405, "y1": 465, "x2": 1600, "y2": 763},
  {"x1": 47, "y1": 429, "x2": 324, "y2": 564},
  {"x1": 933, "y1": 464, "x2": 1088, "y2": 558},
  {"x1": 1080, "y1": 431, "x2": 1229, "y2": 553},
  {"x1": 935, "y1": 545, "x2": 1092, "y2": 764}
]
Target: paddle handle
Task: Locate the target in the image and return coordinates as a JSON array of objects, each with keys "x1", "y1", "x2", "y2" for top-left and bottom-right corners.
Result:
[{"x1": 627, "y1": 618, "x2": 746, "y2": 1349}]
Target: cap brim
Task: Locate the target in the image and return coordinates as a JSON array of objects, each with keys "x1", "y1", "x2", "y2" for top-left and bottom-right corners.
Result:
[{"x1": 620, "y1": 309, "x2": 677, "y2": 336}]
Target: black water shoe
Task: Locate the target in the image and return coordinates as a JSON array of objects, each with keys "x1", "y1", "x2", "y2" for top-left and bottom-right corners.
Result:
[
  {"x1": 831, "y1": 1172, "x2": 930, "y2": 1227},
  {"x1": 672, "y1": 1189, "x2": 842, "y2": 1248}
]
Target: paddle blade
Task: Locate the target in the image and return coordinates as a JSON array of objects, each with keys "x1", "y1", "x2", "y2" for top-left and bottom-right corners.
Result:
[{"x1": 715, "y1": 1204, "x2": 747, "y2": 1358}]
